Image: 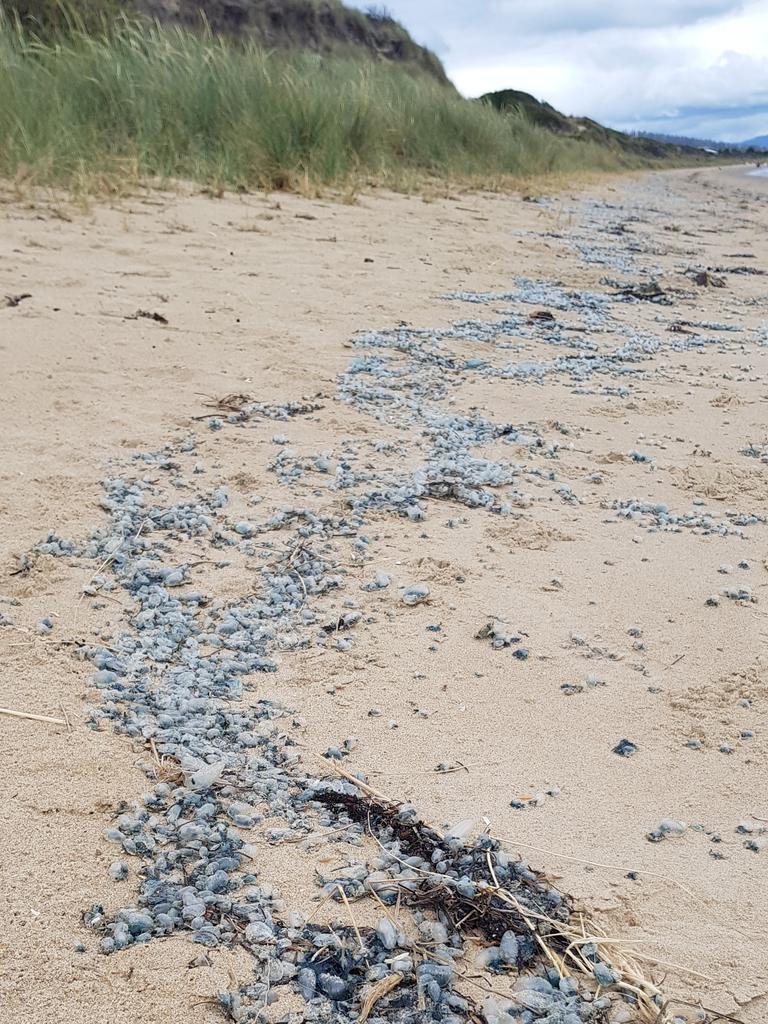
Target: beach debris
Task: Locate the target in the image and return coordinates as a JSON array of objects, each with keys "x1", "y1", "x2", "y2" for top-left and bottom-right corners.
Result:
[
  {"x1": 510, "y1": 786, "x2": 560, "y2": 810},
  {"x1": 321, "y1": 611, "x2": 361, "y2": 634},
  {"x1": 361, "y1": 570, "x2": 391, "y2": 591},
  {"x1": 401, "y1": 583, "x2": 430, "y2": 605},
  {"x1": 109, "y1": 860, "x2": 129, "y2": 881},
  {"x1": 612, "y1": 738, "x2": 638, "y2": 757},
  {"x1": 718, "y1": 263, "x2": 765, "y2": 273},
  {"x1": 689, "y1": 269, "x2": 726, "y2": 288},
  {"x1": 27, "y1": 446, "x2": 664, "y2": 1020},
  {"x1": 628, "y1": 449, "x2": 654, "y2": 464},
  {"x1": 646, "y1": 819, "x2": 687, "y2": 842},
  {"x1": 3, "y1": 292, "x2": 31, "y2": 308},
  {"x1": 204, "y1": 392, "x2": 254, "y2": 412},
  {"x1": 740, "y1": 442, "x2": 768, "y2": 462},
  {"x1": 615, "y1": 280, "x2": 670, "y2": 303},
  {"x1": 475, "y1": 620, "x2": 526, "y2": 650},
  {"x1": 722, "y1": 587, "x2": 756, "y2": 604},
  {"x1": 561, "y1": 673, "x2": 605, "y2": 696},
  {"x1": 82, "y1": 904, "x2": 105, "y2": 929},
  {"x1": 9, "y1": 551, "x2": 35, "y2": 576},
  {"x1": 667, "y1": 320, "x2": 695, "y2": 334},
  {"x1": 612, "y1": 498, "x2": 766, "y2": 535},
  {"x1": 126, "y1": 309, "x2": 169, "y2": 324}
]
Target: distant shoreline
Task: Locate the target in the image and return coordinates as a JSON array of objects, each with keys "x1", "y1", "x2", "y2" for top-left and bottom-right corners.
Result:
[{"x1": 711, "y1": 162, "x2": 768, "y2": 191}]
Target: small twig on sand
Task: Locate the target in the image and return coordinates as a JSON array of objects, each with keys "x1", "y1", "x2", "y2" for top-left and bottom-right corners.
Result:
[
  {"x1": 336, "y1": 884, "x2": 366, "y2": 955},
  {"x1": 368, "y1": 760, "x2": 479, "y2": 777},
  {"x1": 323, "y1": 757, "x2": 400, "y2": 806},
  {"x1": 0, "y1": 707, "x2": 66, "y2": 725},
  {"x1": 290, "y1": 568, "x2": 308, "y2": 600},
  {"x1": 665, "y1": 653, "x2": 686, "y2": 670}
]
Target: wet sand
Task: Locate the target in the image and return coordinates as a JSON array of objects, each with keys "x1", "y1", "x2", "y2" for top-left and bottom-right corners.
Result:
[{"x1": 719, "y1": 161, "x2": 768, "y2": 191}]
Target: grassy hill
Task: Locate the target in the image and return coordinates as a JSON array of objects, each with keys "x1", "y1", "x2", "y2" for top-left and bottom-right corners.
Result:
[
  {"x1": 6, "y1": 0, "x2": 449, "y2": 80},
  {"x1": 0, "y1": 4, "x2": 730, "y2": 195},
  {"x1": 481, "y1": 89, "x2": 715, "y2": 162},
  {"x1": 738, "y1": 134, "x2": 768, "y2": 151}
]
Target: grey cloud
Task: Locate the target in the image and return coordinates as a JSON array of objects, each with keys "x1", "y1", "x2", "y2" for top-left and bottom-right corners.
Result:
[
  {"x1": 616, "y1": 104, "x2": 768, "y2": 141},
  {"x1": 379, "y1": 1, "x2": 745, "y2": 54},
  {"x1": 570, "y1": 48, "x2": 768, "y2": 122},
  {"x1": 487, "y1": 0, "x2": 745, "y2": 34}
]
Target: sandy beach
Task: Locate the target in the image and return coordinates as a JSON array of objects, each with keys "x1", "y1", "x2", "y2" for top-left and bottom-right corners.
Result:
[{"x1": 1, "y1": 164, "x2": 767, "y2": 1024}]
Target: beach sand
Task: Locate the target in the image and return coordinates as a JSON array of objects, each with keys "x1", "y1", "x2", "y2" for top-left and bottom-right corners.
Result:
[{"x1": 1, "y1": 164, "x2": 767, "y2": 1023}]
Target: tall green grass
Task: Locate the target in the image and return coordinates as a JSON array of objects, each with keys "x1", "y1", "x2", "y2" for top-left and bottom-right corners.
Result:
[{"x1": 0, "y1": 16, "x2": 645, "y2": 193}]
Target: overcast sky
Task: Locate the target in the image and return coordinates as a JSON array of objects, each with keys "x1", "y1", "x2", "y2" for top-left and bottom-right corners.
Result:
[{"x1": 368, "y1": 1, "x2": 768, "y2": 141}]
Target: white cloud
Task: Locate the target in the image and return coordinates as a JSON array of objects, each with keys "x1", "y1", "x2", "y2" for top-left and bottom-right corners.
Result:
[{"x1": 374, "y1": 0, "x2": 768, "y2": 140}]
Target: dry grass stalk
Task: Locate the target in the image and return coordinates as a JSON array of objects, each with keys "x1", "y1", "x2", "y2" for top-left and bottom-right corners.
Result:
[
  {"x1": 359, "y1": 974, "x2": 403, "y2": 1023},
  {"x1": 337, "y1": 883, "x2": 366, "y2": 954},
  {"x1": 0, "y1": 706, "x2": 66, "y2": 725}
]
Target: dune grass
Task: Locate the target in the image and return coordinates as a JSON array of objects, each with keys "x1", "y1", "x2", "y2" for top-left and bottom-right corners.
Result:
[{"x1": 0, "y1": 16, "x2": 650, "y2": 195}]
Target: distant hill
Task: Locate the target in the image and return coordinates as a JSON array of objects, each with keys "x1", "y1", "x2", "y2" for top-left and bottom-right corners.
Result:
[
  {"x1": 738, "y1": 134, "x2": 768, "y2": 150},
  {"x1": 480, "y1": 89, "x2": 573, "y2": 133},
  {"x1": 480, "y1": 90, "x2": 720, "y2": 162},
  {"x1": 8, "y1": 0, "x2": 450, "y2": 82},
  {"x1": 629, "y1": 130, "x2": 768, "y2": 154},
  {"x1": 633, "y1": 131, "x2": 729, "y2": 151}
]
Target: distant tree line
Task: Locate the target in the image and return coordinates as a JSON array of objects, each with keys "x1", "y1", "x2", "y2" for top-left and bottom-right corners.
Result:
[
  {"x1": 631, "y1": 131, "x2": 729, "y2": 151},
  {"x1": 632, "y1": 130, "x2": 768, "y2": 153}
]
